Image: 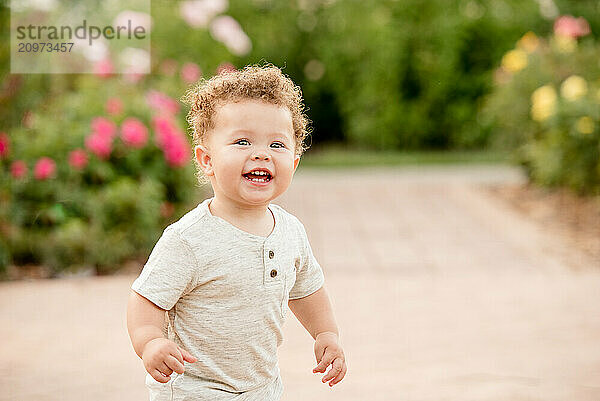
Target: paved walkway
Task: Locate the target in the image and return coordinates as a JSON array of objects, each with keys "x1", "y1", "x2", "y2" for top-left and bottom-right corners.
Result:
[{"x1": 2, "y1": 165, "x2": 599, "y2": 401}]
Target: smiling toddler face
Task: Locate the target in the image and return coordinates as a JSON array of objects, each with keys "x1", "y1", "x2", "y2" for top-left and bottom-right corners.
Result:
[{"x1": 195, "y1": 100, "x2": 300, "y2": 208}]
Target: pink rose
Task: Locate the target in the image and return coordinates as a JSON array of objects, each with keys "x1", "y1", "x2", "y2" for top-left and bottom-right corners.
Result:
[
  {"x1": 94, "y1": 59, "x2": 114, "y2": 78},
  {"x1": 68, "y1": 149, "x2": 88, "y2": 170},
  {"x1": 216, "y1": 62, "x2": 236, "y2": 75},
  {"x1": 0, "y1": 132, "x2": 9, "y2": 158},
  {"x1": 146, "y1": 90, "x2": 180, "y2": 115},
  {"x1": 91, "y1": 117, "x2": 117, "y2": 139},
  {"x1": 85, "y1": 133, "x2": 112, "y2": 159},
  {"x1": 105, "y1": 98, "x2": 123, "y2": 116},
  {"x1": 121, "y1": 117, "x2": 149, "y2": 148},
  {"x1": 152, "y1": 116, "x2": 176, "y2": 147},
  {"x1": 164, "y1": 136, "x2": 190, "y2": 167},
  {"x1": 11, "y1": 160, "x2": 27, "y2": 179},
  {"x1": 554, "y1": 15, "x2": 591, "y2": 38},
  {"x1": 181, "y1": 62, "x2": 202, "y2": 84},
  {"x1": 34, "y1": 157, "x2": 56, "y2": 180},
  {"x1": 151, "y1": 116, "x2": 190, "y2": 167}
]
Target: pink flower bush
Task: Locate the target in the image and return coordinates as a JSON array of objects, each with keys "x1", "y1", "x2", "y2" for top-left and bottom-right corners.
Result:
[
  {"x1": 152, "y1": 116, "x2": 190, "y2": 167},
  {"x1": 34, "y1": 157, "x2": 56, "y2": 180},
  {"x1": 554, "y1": 15, "x2": 591, "y2": 38},
  {"x1": 68, "y1": 149, "x2": 88, "y2": 170},
  {"x1": 0, "y1": 132, "x2": 9, "y2": 158},
  {"x1": 11, "y1": 160, "x2": 27, "y2": 179},
  {"x1": 91, "y1": 117, "x2": 117, "y2": 139},
  {"x1": 85, "y1": 133, "x2": 112, "y2": 159},
  {"x1": 105, "y1": 98, "x2": 124, "y2": 116},
  {"x1": 181, "y1": 62, "x2": 202, "y2": 84},
  {"x1": 121, "y1": 118, "x2": 149, "y2": 148},
  {"x1": 146, "y1": 90, "x2": 180, "y2": 116}
]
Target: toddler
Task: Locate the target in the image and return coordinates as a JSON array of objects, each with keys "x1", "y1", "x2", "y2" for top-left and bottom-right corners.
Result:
[{"x1": 127, "y1": 64, "x2": 346, "y2": 400}]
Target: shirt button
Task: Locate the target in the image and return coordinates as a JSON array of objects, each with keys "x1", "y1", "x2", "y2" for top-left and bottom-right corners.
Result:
[
  {"x1": 270, "y1": 269, "x2": 278, "y2": 278},
  {"x1": 269, "y1": 250, "x2": 275, "y2": 259}
]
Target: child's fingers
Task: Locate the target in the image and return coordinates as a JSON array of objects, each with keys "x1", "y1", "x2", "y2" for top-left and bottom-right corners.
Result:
[
  {"x1": 321, "y1": 357, "x2": 343, "y2": 384},
  {"x1": 165, "y1": 355, "x2": 185, "y2": 375},
  {"x1": 160, "y1": 362, "x2": 174, "y2": 376},
  {"x1": 178, "y1": 346, "x2": 198, "y2": 363},
  {"x1": 151, "y1": 368, "x2": 171, "y2": 383},
  {"x1": 312, "y1": 358, "x2": 328, "y2": 373},
  {"x1": 313, "y1": 349, "x2": 334, "y2": 373},
  {"x1": 328, "y1": 361, "x2": 347, "y2": 386}
]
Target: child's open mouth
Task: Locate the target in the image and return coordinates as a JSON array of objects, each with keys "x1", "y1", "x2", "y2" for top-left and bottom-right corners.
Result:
[{"x1": 242, "y1": 170, "x2": 273, "y2": 184}]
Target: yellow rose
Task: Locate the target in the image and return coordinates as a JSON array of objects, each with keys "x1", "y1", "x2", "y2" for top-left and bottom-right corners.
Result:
[
  {"x1": 531, "y1": 85, "x2": 557, "y2": 122},
  {"x1": 517, "y1": 32, "x2": 539, "y2": 53},
  {"x1": 576, "y1": 116, "x2": 595, "y2": 134},
  {"x1": 552, "y1": 34, "x2": 577, "y2": 53},
  {"x1": 501, "y1": 49, "x2": 528, "y2": 73},
  {"x1": 561, "y1": 75, "x2": 588, "y2": 101}
]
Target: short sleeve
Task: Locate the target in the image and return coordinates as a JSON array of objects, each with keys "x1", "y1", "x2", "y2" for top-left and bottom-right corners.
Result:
[
  {"x1": 289, "y1": 221, "x2": 325, "y2": 300},
  {"x1": 131, "y1": 227, "x2": 199, "y2": 310}
]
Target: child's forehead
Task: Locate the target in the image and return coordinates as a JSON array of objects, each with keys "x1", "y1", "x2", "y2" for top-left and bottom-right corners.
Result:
[
  {"x1": 214, "y1": 99, "x2": 291, "y2": 117},
  {"x1": 211, "y1": 99, "x2": 294, "y2": 132}
]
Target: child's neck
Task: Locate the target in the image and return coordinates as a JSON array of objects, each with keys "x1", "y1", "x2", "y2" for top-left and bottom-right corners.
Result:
[{"x1": 209, "y1": 196, "x2": 274, "y2": 237}]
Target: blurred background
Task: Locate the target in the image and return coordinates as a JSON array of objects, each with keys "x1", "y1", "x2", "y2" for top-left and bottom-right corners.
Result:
[
  {"x1": 0, "y1": 0, "x2": 599, "y2": 277},
  {"x1": 1, "y1": 1, "x2": 600, "y2": 400}
]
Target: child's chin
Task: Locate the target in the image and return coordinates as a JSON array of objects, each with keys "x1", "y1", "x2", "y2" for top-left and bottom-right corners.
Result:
[{"x1": 239, "y1": 191, "x2": 275, "y2": 204}]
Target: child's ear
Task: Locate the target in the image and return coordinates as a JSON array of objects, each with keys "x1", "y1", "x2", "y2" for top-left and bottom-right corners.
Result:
[
  {"x1": 195, "y1": 145, "x2": 214, "y2": 176},
  {"x1": 293, "y1": 155, "x2": 300, "y2": 172}
]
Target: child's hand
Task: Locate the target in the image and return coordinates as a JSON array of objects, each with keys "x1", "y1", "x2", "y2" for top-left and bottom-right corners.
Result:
[
  {"x1": 312, "y1": 332, "x2": 347, "y2": 387},
  {"x1": 142, "y1": 338, "x2": 197, "y2": 383}
]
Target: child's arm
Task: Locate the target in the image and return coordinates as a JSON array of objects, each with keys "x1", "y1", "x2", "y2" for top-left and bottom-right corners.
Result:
[
  {"x1": 127, "y1": 290, "x2": 166, "y2": 357},
  {"x1": 288, "y1": 286, "x2": 347, "y2": 387},
  {"x1": 127, "y1": 290, "x2": 197, "y2": 383}
]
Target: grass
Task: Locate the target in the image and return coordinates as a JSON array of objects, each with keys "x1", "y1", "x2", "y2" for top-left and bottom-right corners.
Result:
[{"x1": 299, "y1": 145, "x2": 512, "y2": 168}]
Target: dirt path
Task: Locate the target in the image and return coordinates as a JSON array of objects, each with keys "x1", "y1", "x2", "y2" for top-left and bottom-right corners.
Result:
[{"x1": 2, "y1": 165, "x2": 599, "y2": 401}]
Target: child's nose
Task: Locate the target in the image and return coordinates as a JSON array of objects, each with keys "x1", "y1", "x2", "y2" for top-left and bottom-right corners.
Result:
[{"x1": 252, "y1": 150, "x2": 270, "y2": 161}]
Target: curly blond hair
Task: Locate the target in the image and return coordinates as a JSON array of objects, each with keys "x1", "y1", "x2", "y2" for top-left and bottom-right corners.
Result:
[{"x1": 182, "y1": 64, "x2": 312, "y2": 164}]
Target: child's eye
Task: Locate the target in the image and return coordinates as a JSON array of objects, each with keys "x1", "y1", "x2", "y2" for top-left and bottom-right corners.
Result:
[
  {"x1": 271, "y1": 142, "x2": 285, "y2": 148},
  {"x1": 235, "y1": 139, "x2": 250, "y2": 145}
]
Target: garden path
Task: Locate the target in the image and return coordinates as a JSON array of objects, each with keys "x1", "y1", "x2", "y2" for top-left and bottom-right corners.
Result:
[{"x1": 1, "y1": 165, "x2": 599, "y2": 401}]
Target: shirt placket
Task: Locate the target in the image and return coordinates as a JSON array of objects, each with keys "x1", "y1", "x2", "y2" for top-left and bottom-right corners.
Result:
[{"x1": 263, "y1": 240, "x2": 281, "y2": 286}]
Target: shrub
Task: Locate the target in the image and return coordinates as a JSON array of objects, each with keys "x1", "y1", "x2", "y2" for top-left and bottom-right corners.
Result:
[
  {"x1": 481, "y1": 15, "x2": 600, "y2": 194},
  {"x1": 0, "y1": 70, "x2": 201, "y2": 277}
]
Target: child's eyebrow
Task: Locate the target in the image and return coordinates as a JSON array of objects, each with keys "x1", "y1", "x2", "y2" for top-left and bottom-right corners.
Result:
[{"x1": 230, "y1": 130, "x2": 294, "y2": 142}]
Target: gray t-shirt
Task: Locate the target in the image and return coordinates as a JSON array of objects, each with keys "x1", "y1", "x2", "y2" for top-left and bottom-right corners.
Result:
[{"x1": 131, "y1": 197, "x2": 325, "y2": 401}]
